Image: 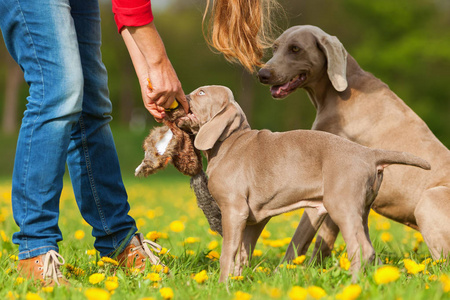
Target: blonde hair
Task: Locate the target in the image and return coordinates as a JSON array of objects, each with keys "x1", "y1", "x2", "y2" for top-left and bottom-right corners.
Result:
[{"x1": 203, "y1": 0, "x2": 282, "y2": 72}]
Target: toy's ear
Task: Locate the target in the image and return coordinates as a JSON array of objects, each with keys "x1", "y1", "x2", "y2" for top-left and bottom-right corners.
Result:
[
  {"x1": 317, "y1": 35, "x2": 348, "y2": 92},
  {"x1": 194, "y1": 102, "x2": 245, "y2": 151}
]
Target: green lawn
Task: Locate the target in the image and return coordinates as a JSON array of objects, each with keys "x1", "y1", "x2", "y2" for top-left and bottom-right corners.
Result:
[
  {"x1": 0, "y1": 128, "x2": 449, "y2": 299},
  {"x1": 0, "y1": 176, "x2": 449, "y2": 300}
]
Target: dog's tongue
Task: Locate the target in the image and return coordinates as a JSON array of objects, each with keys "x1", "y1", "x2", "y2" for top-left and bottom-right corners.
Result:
[{"x1": 270, "y1": 82, "x2": 290, "y2": 98}]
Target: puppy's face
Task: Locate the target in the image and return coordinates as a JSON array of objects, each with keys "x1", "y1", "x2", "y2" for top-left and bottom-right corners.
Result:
[
  {"x1": 179, "y1": 86, "x2": 247, "y2": 151},
  {"x1": 186, "y1": 85, "x2": 234, "y2": 125}
]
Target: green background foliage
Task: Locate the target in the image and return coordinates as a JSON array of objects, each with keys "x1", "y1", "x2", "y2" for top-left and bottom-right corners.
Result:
[{"x1": 0, "y1": 0, "x2": 449, "y2": 178}]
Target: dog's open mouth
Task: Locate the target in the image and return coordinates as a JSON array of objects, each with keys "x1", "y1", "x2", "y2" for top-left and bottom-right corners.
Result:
[{"x1": 270, "y1": 73, "x2": 307, "y2": 98}]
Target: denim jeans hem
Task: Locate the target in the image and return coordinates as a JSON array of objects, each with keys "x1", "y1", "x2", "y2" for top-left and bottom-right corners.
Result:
[
  {"x1": 105, "y1": 231, "x2": 137, "y2": 258},
  {"x1": 18, "y1": 245, "x2": 59, "y2": 260}
]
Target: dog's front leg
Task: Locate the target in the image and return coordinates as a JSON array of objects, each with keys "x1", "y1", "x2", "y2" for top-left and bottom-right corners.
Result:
[{"x1": 219, "y1": 204, "x2": 249, "y2": 283}]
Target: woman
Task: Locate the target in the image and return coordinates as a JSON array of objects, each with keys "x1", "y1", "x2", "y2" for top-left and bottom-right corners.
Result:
[{"x1": 0, "y1": 0, "x2": 279, "y2": 286}]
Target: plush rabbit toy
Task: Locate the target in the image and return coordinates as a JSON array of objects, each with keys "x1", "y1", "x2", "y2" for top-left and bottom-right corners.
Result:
[{"x1": 135, "y1": 102, "x2": 222, "y2": 236}]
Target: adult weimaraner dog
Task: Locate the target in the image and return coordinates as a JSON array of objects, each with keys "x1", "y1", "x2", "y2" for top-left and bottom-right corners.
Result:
[
  {"x1": 179, "y1": 85, "x2": 430, "y2": 282},
  {"x1": 258, "y1": 25, "x2": 450, "y2": 262}
]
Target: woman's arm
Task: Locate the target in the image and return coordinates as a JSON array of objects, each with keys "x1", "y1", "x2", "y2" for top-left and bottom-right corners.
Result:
[{"x1": 113, "y1": 0, "x2": 187, "y2": 120}]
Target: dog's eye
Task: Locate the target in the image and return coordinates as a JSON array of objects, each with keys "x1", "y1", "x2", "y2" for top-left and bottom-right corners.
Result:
[
  {"x1": 291, "y1": 45, "x2": 301, "y2": 53},
  {"x1": 198, "y1": 90, "x2": 206, "y2": 96}
]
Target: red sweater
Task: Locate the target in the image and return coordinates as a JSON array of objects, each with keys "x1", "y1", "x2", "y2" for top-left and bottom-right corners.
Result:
[{"x1": 112, "y1": 0, "x2": 153, "y2": 33}]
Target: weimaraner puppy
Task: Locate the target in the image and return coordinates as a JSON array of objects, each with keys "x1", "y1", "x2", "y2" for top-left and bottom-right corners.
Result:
[
  {"x1": 180, "y1": 85, "x2": 430, "y2": 282},
  {"x1": 258, "y1": 25, "x2": 450, "y2": 262}
]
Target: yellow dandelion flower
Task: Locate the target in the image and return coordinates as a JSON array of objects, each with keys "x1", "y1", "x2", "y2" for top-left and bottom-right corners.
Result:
[
  {"x1": 230, "y1": 275, "x2": 244, "y2": 281},
  {"x1": 428, "y1": 274, "x2": 438, "y2": 281},
  {"x1": 194, "y1": 270, "x2": 208, "y2": 284},
  {"x1": 381, "y1": 232, "x2": 393, "y2": 242},
  {"x1": 86, "y1": 249, "x2": 96, "y2": 256},
  {"x1": 151, "y1": 264, "x2": 169, "y2": 274},
  {"x1": 1, "y1": 230, "x2": 9, "y2": 242},
  {"x1": 97, "y1": 261, "x2": 105, "y2": 267},
  {"x1": 288, "y1": 286, "x2": 308, "y2": 300},
  {"x1": 105, "y1": 280, "x2": 119, "y2": 292},
  {"x1": 413, "y1": 232, "x2": 424, "y2": 243},
  {"x1": 234, "y1": 291, "x2": 252, "y2": 300},
  {"x1": 159, "y1": 287, "x2": 174, "y2": 300},
  {"x1": 208, "y1": 228, "x2": 219, "y2": 236},
  {"x1": 145, "y1": 273, "x2": 162, "y2": 282},
  {"x1": 169, "y1": 220, "x2": 185, "y2": 233},
  {"x1": 286, "y1": 264, "x2": 297, "y2": 269},
  {"x1": 186, "y1": 250, "x2": 195, "y2": 256},
  {"x1": 339, "y1": 254, "x2": 351, "y2": 271},
  {"x1": 336, "y1": 284, "x2": 362, "y2": 300},
  {"x1": 15, "y1": 277, "x2": 24, "y2": 285},
  {"x1": 136, "y1": 218, "x2": 146, "y2": 228},
  {"x1": 208, "y1": 240, "x2": 219, "y2": 250},
  {"x1": 7, "y1": 291, "x2": 18, "y2": 300},
  {"x1": 206, "y1": 250, "x2": 220, "y2": 260},
  {"x1": 66, "y1": 263, "x2": 85, "y2": 276},
  {"x1": 25, "y1": 292, "x2": 42, "y2": 300},
  {"x1": 292, "y1": 255, "x2": 306, "y2": 265},
  {"x1": 257, "y1": 266, "x2": 271, "y2": 274},
  {"x1": 374, "y1": 266, "x2": 400, "y2": 284},
  {"x1": 268, "y1": 287, "x2": 281, "y2": 298},
  {"x1": 269, "y1": 240, "x2": 284, "y2": 248},
  {"x1": 9, "y1": 255, "x2": 18, "y2": 261},
  {"x1": 85, "y1": 288, "x2": 111, "y2": 300},
  {"x1": 260, "y1": 229, "x2": 271, "y2": 239},
  {"x1": 101, "y1": 257, "x2": 119, "y2": 266},
  {"x1": 146, "y1": 209, "x2": 156, "y2": 219},
  {"x1": 107, "y1": 276, "x2": 118, "y2": 282},
  {"x1": 151, "y1": 264, "x2": 163, "y2": 273},
  {"x1": 41, "y1": 286, "x2": 54, "y2": 293},
  {"x1": 146, "y1": 231, "x2": 162, "y2": 241},
  {"x1": 160, "y1": 247, "x2": 169, "y2": 255},
  {"x1": 403, "y1": 259, "x2": 425, "y2": 275},
  {"x1": 440, "y1": 274, "x2": 450, "y2": 292},
  {"x1": 74, "y1": 229, "x2": 85, "y2": 240},
  {"x1": 307, "y1": 286, "x2": 326, "y2": 299},
  {"x1": 184, "y1": 237, "x2": 200, "y2": 244},
  {"x1": 89, "y1": 273, "x2": 106, "y2": 284},
  {"x1": 376, "y1": 221, "x2": 391, "y2": 231},
  {"x1": 253, "y1": 249, "x2": 263, "y2": 257}
]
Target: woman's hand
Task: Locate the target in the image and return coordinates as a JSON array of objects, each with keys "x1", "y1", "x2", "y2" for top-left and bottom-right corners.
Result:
[{"x1": 121, "y1": 23, "x2": 188, "y2": 121}]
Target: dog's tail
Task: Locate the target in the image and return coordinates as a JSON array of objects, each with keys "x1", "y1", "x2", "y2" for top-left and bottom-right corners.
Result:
[{"x1": 374, "y1": 150, "x2": 431, "y2": 171}]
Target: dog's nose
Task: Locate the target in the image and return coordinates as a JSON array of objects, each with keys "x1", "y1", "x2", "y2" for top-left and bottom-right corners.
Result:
[{"x1": 258, "y1": 68, "x2": 272, "y2": 84}]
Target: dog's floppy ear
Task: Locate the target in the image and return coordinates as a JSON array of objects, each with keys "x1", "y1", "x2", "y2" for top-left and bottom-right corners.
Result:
[
  {"x1": 194, "y1": 102, "x2": 245, "y2": 151},
  {"x1": 317, "y1": 35, "x2": 348, "y2": 92}
]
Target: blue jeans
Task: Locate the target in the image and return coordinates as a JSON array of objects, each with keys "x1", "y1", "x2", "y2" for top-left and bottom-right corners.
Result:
[{"x1": 0, "y1": 0, "x2": 137, "y2": 259}]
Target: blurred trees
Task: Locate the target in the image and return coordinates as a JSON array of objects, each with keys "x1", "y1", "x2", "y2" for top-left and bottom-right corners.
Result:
[{"x1": 0, "y1": 0, "x2": 449, "y2": 146}]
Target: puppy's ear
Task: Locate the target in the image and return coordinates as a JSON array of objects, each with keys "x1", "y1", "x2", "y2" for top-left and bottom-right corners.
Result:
[
  {"x1": 317, "y1": 35, "x2": 348, "y2": 92},
  {"x1": 194, "y1": 102, "x2": 245, "y2": 151}
]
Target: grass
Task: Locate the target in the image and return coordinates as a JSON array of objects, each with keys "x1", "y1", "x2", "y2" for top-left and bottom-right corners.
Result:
[
  {"x1": 0, "y1": 128, "x2": 449, "y2": 299},
  {"x1": 0, "y1": 175, "x2": 450, "y2": 300}
]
